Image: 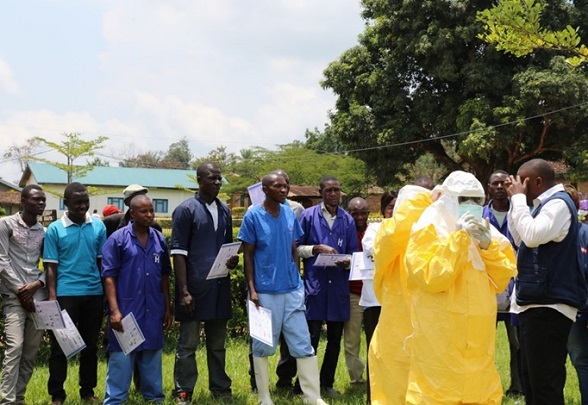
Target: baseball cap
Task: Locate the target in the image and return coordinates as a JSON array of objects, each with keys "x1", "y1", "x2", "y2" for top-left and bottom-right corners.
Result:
[
  {"x1": 123, "y1": 184, "x2": 149, "y2": 199},
  {"x1": 102, "y1": 205, "x2": 123, "y2": 217}
]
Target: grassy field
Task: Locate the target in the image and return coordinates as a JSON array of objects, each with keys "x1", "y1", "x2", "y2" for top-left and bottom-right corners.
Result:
[{"x1": 20, "y1": 323, "x2": 582, "y2": 404}]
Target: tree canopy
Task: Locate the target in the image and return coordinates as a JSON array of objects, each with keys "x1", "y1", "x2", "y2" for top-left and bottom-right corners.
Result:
[{"x1": 321, "y1": 0, "x2": 588, "y2": 184}]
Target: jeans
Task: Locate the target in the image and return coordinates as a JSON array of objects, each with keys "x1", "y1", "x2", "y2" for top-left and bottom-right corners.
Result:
[
  {"x1": 0, "y1": 295, "x2": 45, "y2": 404},
  {"x1": 48, "y1": 295, "x2": 103, "y2": 401},
  {"x1": 343, "y1": 293, "x2": 365, "y2": 383},
  {"x1": 307, "y1": 320, "x2": 344, "y2": 389},
  {"x1": 173, "y1": 319, "x2": 232, "y2": 397},
  {"x1": 104, "y1": 350, "x2": 164, "y2": 405},
  {"x1": 519, "y1": 307, "x2": 572, "y2": 405},
  {"x1": 568, "y1": 311, "x2": 588, "y2": 405}
]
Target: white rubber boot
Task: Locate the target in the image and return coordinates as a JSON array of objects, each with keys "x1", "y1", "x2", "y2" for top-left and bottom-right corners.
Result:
[
  {"x1": 253, "y1": 356, "x2": 274, "y2": 405},
  {"x1": 296, "y1": 356, "x2": 329, "y2": 405}
]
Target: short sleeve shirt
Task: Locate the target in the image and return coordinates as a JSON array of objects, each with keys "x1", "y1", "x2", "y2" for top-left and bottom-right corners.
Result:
[{"x1": 238, "y1": 204, "x2": 303, "y2": 294}]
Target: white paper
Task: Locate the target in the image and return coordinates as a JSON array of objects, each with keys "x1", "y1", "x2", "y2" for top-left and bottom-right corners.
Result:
[
  {"x1": 207, "y1": 242, "x2": 242, "y2": 280},
  {"x1": 113, "y1": 312, "x2": 146, "y2": 356},
  {"x1": 32, "y1": 300, "x2": 66, "y2": 330},
  {"x1": 248, "y1": 300, "x2": 273, "y2": 347},
  {"x1": 314, "y1": 253, "x2": 350, "y2": 267},
  {"x1": 349, "y1": 252, "x2": 375, "y2": 281},
  {"x1": 53, "y1": 310, "x2": 86, "y2": 359},
  {"x1": 247, "y1": 182, "x2": 265, "y2": 206}
]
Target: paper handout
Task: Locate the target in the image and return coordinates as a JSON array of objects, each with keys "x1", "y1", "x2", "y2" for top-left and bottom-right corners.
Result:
[
  {"x1": 207, "y1": 242, "x2": 242, "y2": 280},
  {"x1": 314, "y1": 253, "x2": 350, "y2": 267},
  {"x1": 113, "y1": 312, "x2": 146, "y2": 355},
  {"x1": 32, "y1": 300, "x2": 66, "y2": 330},
  {"x1": 53, "y1": 310, "x2": 86, "y2": 359},
  {"x1": 349, "y1": 251, "x2": 375, "y2": 281},
  {"x1": 248, "y1": 300, "x2": 273, "y2": 347}
]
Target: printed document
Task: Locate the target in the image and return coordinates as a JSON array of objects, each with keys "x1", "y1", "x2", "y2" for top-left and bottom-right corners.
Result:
[
  {"x1": 113, "y1": 312, "x2": 146, "y2": 355},
  {"x1": 53, "y1": 310, "x2": 86, "y2": 359},
  {"x1": 314, "y1": 253, "x2": 349, "y2": 267},
  {"x1": 349, "y1": 252, "x2": 375, "y2": 280},
  {"x1": 207, "y1": 242, "x2": 242, "y2": 279},
  {"x1": 32, "y1": 300, "x2": 66, "y2": 330},
  {"x1": 248, "y1": 300, "x2": 273, "y2": 347}
]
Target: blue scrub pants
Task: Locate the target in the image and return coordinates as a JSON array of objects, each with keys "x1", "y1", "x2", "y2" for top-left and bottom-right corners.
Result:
[
  {"x1": 104, "y1": 349, "x2": 164, "y2": 405},
  {"x1": 252, "y1": 286, "x2": 314, "y2": 358}
]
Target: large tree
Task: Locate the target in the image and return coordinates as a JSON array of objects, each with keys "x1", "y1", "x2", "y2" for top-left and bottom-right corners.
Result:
[{"x1": 322, "y1": 0, "x2": 588, "y2": 184}]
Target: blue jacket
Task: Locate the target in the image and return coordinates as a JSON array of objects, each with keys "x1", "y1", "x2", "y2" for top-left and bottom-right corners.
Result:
[
  {"x1": 297, "y1": 205, "x2": 359, "y2": 322},
  {"x1": 516, "y1": 192, "x2": 587, "y2": 308}
]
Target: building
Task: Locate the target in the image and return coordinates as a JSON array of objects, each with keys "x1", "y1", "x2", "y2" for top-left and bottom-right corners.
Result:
[
  {"x1": 19, "y1": 163, "x2": 198, "y2": 218},
  {"x1": 0, "y1": 179, "x2": 22, "y2": 216}
]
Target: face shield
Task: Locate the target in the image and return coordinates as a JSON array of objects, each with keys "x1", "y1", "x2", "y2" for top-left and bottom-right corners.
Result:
[{"x1": 457, "y1": 196, "x2": 485, "y2": 219}]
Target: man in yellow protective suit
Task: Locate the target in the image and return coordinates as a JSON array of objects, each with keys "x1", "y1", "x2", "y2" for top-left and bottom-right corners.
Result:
[
  {"x1": 404, "y1": 171, "x2": 517, "y2": 404},
  {"x1": 368, "y1": 185, "x2": 435, "y2": 404}
]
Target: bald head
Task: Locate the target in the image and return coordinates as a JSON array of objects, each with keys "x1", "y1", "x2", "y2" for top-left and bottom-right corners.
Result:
[
  {"x1": 130, "y1": 194, "x2": 151, "y2": 210},
  {"x1": 271, "y1": 169, "x2": 290, "y2": 185},
  {"x1": 348, "y1": 197, "x2": 369, "y2": 231},
  {"x1": 517, "y1": 158, "x2": 556, "y2": 204},
  {"x1": 262, "y1": 173, "x2": 282, "y2": 187}
]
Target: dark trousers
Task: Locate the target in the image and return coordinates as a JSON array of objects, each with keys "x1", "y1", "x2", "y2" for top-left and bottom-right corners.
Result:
[
  {"x1": 276, "y1": 334, "x2": 297, "y2": 388},
  {"x1": 48, "y1": 295, "x2": 103, "y2": 401},
  {"x1": 363, "y1": 306, "x2": 381, "y2": 403},
  {"x1": 518, "y1": 307, "x2": 572, "y2": 405},
  {"x1": 307, "y1": 320, "x2": 344, "y2": 389}
]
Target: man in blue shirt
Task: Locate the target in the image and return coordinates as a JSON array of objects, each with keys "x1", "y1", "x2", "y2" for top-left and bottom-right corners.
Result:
[
  {"x1": 239, "y1": 173, "x2": 326, "y2": 405},
  {"x1": 43, "y1": 182, "x2": 106, "y2": 405},
  {"x1": 483, "y1": 170, "x2": 523, "y2": 397},
  {"x1": 101, "y1": 195, "x2": 172, "y2": 404},
  {"x1": 297, "y1": 175, "x2": 359, "y2": 398},
  {"x1": 171, "y1": 162, "x2": 238, "y2": 403}
]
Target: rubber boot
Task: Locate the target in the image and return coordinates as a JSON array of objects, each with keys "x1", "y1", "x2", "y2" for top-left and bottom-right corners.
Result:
[
  {"x1": 253, "y1": 356, "x2": 274, "y2": 405},
  {"x1": 296, "y1": 356, "x2": 329, "y2": 405}
]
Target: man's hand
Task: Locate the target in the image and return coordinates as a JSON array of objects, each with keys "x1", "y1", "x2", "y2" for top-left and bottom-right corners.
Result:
[
  {"x1": 179, "y1": 291, "x2": 195, "y2": 317},
  {"x1": 17, "y1": 281, "x2": 41, "y2": 302},
  {"x1": 249, "y1": 292, "x2": 260, "y2": 308},
  {"x1": 312, "y1": 244, "x2": 337, "y2": 255},
  {"x1": 335, "y1": 258, "x2": 351, "y2": 269},
  {"x1": 226, "y1": 255, "x2": 239, "y2": 270},
  {"x1": 110, "y1": 309, "x2": 123, "y2": 332},
  {"x1": 505, "y1": 175, "x2": 527, "y2": 198},
  {"x1": 163, "y1": 309, "x2": 172, "y2": 331}
]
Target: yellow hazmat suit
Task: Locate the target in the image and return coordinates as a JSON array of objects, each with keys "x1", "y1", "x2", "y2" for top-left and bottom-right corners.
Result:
[
  {"x1": 369, "y1": 187, "x2": 433, "y2": 405},
  {"x1": 404, "y1": 171, "x2": 517, "y2": 405}
]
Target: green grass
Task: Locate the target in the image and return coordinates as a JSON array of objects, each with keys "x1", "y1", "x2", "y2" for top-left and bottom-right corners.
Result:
[{"x1": 21, "y1": 324, "x2": 582, "y2": 404}]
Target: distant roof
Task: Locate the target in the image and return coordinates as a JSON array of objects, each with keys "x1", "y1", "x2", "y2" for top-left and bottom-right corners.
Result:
[
  {"x1": 288, "y1": 185, "x2": 321, "y2": 198},
  {"x1": 21, "y1": 162, "x2": 198, "y2": 190},
  {"x1": 0, "y1": 191, "x2": 21, "y2": 205},
  {"x1": 0, "y1": 178, "x2": 21, "y2": 191}
]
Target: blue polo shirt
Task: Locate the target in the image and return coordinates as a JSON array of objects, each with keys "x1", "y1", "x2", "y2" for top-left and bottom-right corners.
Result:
[
  {"x1": 238, "y1": 204, "x2": 303, "y2": 294},
  {"x1": 43, "y1": 212, "x2": 106, "y2": 297},
  {"x1": 101, "y1": 223, "x2": 172, "y2": 352}
]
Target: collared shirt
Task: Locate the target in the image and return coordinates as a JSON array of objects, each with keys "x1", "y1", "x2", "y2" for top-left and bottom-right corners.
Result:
[
  {"x1": 43, "y1": 212, "x2": 106, "y2": 297},
  {"x1": 508, "y1": 184, "x2": 570, "y2": 248},
  {"x1": 0, "y1": 212, "x2": 47, "y2": 299},
  {"x1": 102, "y1": 223, "x2": 171, "y2": 351},
  {"x1": 508, "y1": 184, "x2": 577, "y2": 320},
  {"x1": 298, "y1": 203, "x2": 337, "y2": 259}
]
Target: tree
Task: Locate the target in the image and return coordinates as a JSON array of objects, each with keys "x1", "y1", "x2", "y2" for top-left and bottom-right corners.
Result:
[
  {"x1": 321, "y1": 0, "x2": 588, "y2": 184},
  {"x1": 86, "y1": 157, "x2": 110, "y2": 167},
  {"x1": 3, "y1": 138, "x2": 41, "y2": 172},
  {"x1": 477, "y1": 0, "x2": 588, "y2": 67},
  {"x1": 26, "y1": 133, "x2": 109, "y2": 183},
  {"x1": 119, "y1": 151, "x2": 165, "y2": 168},
  {"x1": 191, "y1": 146, "x2": 238, "y2": 173},
  {"x1": 163, "y1": 137, "x2": 192, "y2": 169}
]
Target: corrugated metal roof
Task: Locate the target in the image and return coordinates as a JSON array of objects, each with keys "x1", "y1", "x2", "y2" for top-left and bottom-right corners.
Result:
[{"x1": 26, "y1": 162, "x2": 198, "y2": 189}]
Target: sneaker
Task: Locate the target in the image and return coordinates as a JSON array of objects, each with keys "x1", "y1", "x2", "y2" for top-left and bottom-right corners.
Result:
[{"x1": 175, "y1": 391, "x2": 190, "y2": 405}]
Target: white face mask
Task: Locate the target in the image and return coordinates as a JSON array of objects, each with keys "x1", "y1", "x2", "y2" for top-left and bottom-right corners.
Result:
[{"x1": 457, "y1": 200, "x2": 483, "y2": 219}]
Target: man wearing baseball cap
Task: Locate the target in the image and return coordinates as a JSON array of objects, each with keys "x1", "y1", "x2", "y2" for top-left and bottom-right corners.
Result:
[{"x1": 103, "y1": 184, "x2": 162, "y2": 237}]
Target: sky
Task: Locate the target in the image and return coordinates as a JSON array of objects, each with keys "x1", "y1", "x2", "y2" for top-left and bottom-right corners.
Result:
[{"x1": 0, "y1": 0, "x2": 365, "y2": 184}]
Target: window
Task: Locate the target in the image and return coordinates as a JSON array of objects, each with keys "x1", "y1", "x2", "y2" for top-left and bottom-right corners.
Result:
[
  {"x1": 107, "y1": 197, "x2": 125, "y2": 211},
  {"x1": 153, "y1": 199, "x2": 168, "y2": 214}
]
